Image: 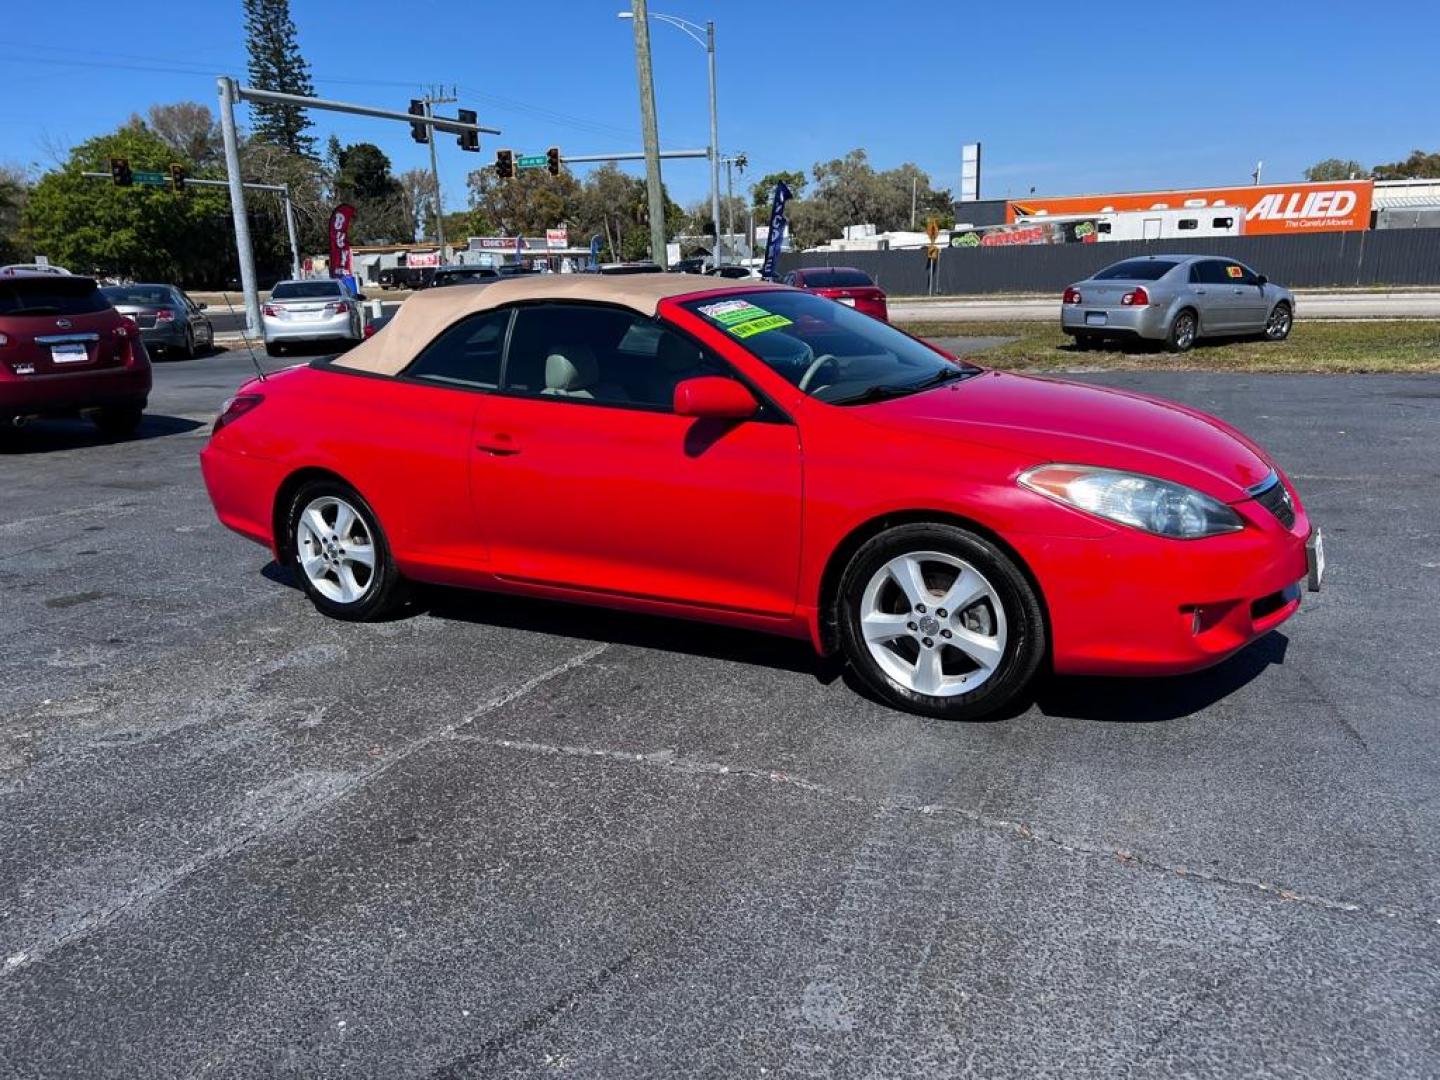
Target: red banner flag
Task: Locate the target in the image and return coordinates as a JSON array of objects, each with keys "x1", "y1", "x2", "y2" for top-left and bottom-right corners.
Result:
[{"x1": 328, "y1": 204, "x2": 356, "y2": 278}]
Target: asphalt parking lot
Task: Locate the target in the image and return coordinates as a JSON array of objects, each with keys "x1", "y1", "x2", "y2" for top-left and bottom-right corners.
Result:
[{"x1": 2, "y1": 347, "x2": 1437, "y2": 1078}]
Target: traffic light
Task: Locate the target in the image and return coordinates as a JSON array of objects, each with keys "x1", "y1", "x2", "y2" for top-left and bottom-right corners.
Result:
[
  {"x1": 456, "y1": 108, "x2": 479, "y2": 152},
  {"x1": 110, "y1": 157, "x2": 132, "y2": 187},
  {"x1": 546, "y1": 146, "x2": 561, "y2": 177},
  {"x1": 169, "y1": 163, "x2": 186, "y2": 192},
  {"x1": 408, "y1": 99, "x2": 429, "y2": 144},
  {"x1": 495, "y1": 149, "x2": 514, "y2": 180}
]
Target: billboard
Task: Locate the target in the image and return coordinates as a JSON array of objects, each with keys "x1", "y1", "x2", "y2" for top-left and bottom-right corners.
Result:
[{"x1": 1007, "y1": 179, "x2": 1373, "y2": 235}]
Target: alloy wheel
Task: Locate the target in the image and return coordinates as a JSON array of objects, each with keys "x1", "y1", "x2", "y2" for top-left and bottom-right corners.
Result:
[
  {"x1": 295, "y1": 495, "x2": 377, "y2": 604},
  {"x1": 1175, "y1": 313, "x2": 1196, "y2": 349},
  {"x1": 858, "y1": 551, "x2": 1008, "y2": 697},
  {"x1": 1266, "y1": 305, "x2": 1291, "y2": 340}
]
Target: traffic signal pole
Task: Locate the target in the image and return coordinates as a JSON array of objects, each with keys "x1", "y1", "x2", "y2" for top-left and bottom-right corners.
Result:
[
  {"x1": 215, "y1": 79, "x2": 497, "y2": 331},
  {"x1": 217, "y1": 76, "x2": 261, "y2": 337}
]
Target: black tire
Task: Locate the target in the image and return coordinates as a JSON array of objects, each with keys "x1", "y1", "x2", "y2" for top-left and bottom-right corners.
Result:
[
  {"x1": 836, "y1": 523, "x2": 1047, "y2": 721},
  {"x1": 92, "y1": 405, "x2": 143, "y2": 439},
  {"x1": 282, "y1": 478, "x2": 407, "y2": 621},
  {"x1": 180, "y1": 327, "x2": 196, "y2": 360},
  {"x1": 1264, "y1": 302, "x2": 1292, "y2": 342},
  {"x1": 266, "y1": 341, "x2": 286, "y2": 358},
  {"x1": 1164, "y1": 309, "x2": 1197, "y2": 353}
]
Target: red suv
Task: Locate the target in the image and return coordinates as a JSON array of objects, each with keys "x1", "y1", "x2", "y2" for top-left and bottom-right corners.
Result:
[
  {"x1": 0, "y1": 275, "x2": 151, "y2": 437},
  {"x1": 782, "y1": 266, "x2": 889, "y2": 321}
]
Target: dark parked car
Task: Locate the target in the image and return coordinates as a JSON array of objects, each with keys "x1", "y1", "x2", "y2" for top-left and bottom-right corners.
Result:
[
  {"x1": 100, "y1": 283, "x2": 214, "y2": 360},
  {"x1": 597, "y1": 262, "x2": 664, "y2": 275},
  {"x1": 781, "y1": 266, "x2": 889, "y2": 321},
  {"x1": 0, "y1": 274, "x2": 151, "y2": 436},
  {"x1": 429, "y1": 265, "x2": 501, "y2": 289}
]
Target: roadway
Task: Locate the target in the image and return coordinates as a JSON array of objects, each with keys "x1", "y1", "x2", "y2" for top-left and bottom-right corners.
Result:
[{"x1": 1, "y1": 346, "x2": 1436, "y2": 1077}]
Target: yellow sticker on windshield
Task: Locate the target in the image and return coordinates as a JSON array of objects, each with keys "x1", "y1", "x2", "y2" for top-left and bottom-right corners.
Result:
[{"x1": 729, "y1": 313, "x2": 793, "y2": 338}]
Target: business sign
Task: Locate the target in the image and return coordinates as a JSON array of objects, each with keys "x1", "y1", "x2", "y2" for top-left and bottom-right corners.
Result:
[
  {"x1": 407, "y1": 250, "x2": 441, "y2": 268},
  {"x1": 1007, "y1": 179, "x2": 1374, "y2": 235},
  {"x1": 546, "y1": 228, "x2": 568, "y2": 249},
  {"x1": 950, "y1": 219, "x2": 1097, "y2": 248},
  {"x1": 328, "y1": 204, "x2": 355, "y2": 278},
  {"x1": 470, "y1": 236, "x2": 538, "y2": 250}
]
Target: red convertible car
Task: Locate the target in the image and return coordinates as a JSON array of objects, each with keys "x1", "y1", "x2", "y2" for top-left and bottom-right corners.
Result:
[{"x1": 201, "y1": 275, "x2": 1321, "y2": 720}]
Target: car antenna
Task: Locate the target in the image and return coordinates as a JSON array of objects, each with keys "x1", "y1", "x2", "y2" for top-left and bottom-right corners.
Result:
[{"x1": 219, "y1": 290, "x2": 267, "y2": 382}]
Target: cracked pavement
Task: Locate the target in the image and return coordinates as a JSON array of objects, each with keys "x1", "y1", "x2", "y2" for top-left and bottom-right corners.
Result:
[{"x1": 1, "y1": 349, "x2": 1437, "y2": 1078}]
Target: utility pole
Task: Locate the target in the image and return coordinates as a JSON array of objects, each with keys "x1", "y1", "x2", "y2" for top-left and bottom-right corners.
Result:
[
  {"x1": 630, "y1": 0, "x2": 668, "y2": 267},
  {"x1": 911, "y1": 175, "x2": 918, "y2": 229},
  {"x1": 705, "y1": 20, "x2": 721, "y2": 266},
  {"x1": 423, "y1": 87, "x2": 457, "y2": 251}
]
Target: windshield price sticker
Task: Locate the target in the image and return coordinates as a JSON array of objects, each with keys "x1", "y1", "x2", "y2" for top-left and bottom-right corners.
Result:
[
  {"x1": 1226, "y1": 265, "x2": 1244, "y2": 278},
  {"x1": 729, "y1": 313, "x2": 793, "y2": 338},
  {"x1": 697, "y1": 299, "x2": 793, "y2": 338}
]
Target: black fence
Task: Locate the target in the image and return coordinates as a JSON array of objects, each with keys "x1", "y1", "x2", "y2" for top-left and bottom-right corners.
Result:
[{"x1": 778, "y1": 227, "x2": 1440, "y2": 296}]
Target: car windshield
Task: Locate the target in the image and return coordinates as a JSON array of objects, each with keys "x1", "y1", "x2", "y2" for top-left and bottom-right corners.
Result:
[
  {"x1": 101, "y1": 285, "x2": 172, "y2": 306},
  {"x1": 682, "y1": 290, "x2": 978, "y2": 405},
  {"x1": 800, "y1": 269, "x2": 874, "y2": 288},
  {"x1": 1092, "y1": 259, "x2": 1178, "y2": 281},
  {"x1": 271, "y1": 281, "x2": 342, "y2": 299},
  {"x1": 0, "y1": 278, "x2": 110, "y2": 317}
]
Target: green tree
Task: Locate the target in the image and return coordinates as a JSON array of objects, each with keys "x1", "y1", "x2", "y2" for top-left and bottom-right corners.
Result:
[
  {"x1": 21, "y1": 125, "x2": 232, "y2": 284},
  {"x1": 144, "y1": 102, "x2": 224, "y2": 167},
  {"x1": 466, "y1": 164, "x2": 583, "y2": 239},
  {"x1": 1372, "y1": 149, "x2": 1440, "y2": 179},
  {"x1": 243, "y1": 0, "x2": 316, "y2": 156},
  {"x1": 0, "y1": 166, "x2": 29, "y2": 264},
  {"x1": 1304, "y1": 158, "x2": 1368, "y2": 181},
  {"x1": 782, "y1": 150, "x2": 952, "y2": 249},
  {"x1": 333, "y1": 143, "x2": 411, "y2": 244},
  {"x1": 750, "y1": 169, "x2": 806, "y2": 208}
]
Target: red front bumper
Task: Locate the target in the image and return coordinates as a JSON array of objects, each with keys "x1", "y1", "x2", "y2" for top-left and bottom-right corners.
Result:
[{"x1": 1022, "y1": 486, "x2": 1312, "y2": 676}]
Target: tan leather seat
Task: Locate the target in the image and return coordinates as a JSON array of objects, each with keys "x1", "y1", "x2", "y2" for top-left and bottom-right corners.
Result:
[{"x1": 543, "y1": 344, "x2": 628, "y2": 402}]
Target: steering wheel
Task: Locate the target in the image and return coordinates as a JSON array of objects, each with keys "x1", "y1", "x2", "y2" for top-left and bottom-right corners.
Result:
[{"x1": 798, "y1": 352, "x2": 839, "y2": 393}]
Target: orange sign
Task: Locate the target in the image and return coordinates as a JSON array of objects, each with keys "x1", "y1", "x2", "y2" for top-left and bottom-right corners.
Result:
[{"x1": 1008, "y1": 180, "x2": 1373, "y2": 235}]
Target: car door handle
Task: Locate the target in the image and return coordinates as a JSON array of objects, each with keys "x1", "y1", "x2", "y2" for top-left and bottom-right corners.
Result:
[
  {"x1": 1194, "y1": 288, "x2": 1207, "y2": 294},
  {"x1": 476, "y1": 435, "x2": 521, "y2": 456}
]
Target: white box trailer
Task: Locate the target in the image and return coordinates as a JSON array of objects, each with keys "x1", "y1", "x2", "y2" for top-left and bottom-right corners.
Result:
[{"x1": 1016, "y1": 205, "x2": 1246, "y2": 242}]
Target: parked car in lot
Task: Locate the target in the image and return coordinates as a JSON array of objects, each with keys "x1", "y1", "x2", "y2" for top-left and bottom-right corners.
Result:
[
  {"x1": 202, "y1": 274, "x2": 1320, "y2": 721},
  {"x1": 100, "y1": 283, "x2": 214, "y2": 359},
  {"x1": 781, "y1": 266, "x2": 889, "y2": 321},
  {"x1": 1, "y1": 263, "x2": 72, "y2": 278},
  {"x1": 261, "y1": 279, "x2": 365, "y2": 356},
  {"x1": 429, "y1": 265, "x2": 501, "y2": 289},
  {"x1": 706, "y1": 264, "x2": 761, "y2": 280},
  {"x1": 0, "y1": 274, "x2": 151, "y2": 436},
  {"x1": 1062, "y1": 255, "x2": 1295, "y2": 352}
]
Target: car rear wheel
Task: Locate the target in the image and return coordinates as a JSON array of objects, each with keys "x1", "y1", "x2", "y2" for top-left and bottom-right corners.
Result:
[
  {"x1": 1265, "y1": 302, "x2": 1292, "y2": 341},
  {"x1": 92, "y1": 405, "x2": 143, "y2": 439},
  {"x1": 285, "y1": 480, "x2": 406, "y2": 621},
  {"x1": 836, "y1": 523, "x2": 1046, "y2": 720},
  {"x1": 1164, "y1": 309, "x2": 1197, "y2": 353},
  {"x1": 266, "y1": 341, "x2": 286, "y2": 357}
]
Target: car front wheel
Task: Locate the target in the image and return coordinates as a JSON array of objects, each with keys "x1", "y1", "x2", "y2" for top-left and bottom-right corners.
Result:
[
  {"x1": 284, "y1": 480, "x2": 407, "y2": 620},
  {"x1": 836, "y1": 523, "x2": 1047, "y2": 720},
  {"x1": 1265, "y1": 302, "x2": 1292, "y2": 341}
]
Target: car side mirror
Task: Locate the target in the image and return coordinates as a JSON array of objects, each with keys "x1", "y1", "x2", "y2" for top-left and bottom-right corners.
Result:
[
  {"x1": 673, "y1": 376, "x2": 758, "y2": 420},
  {"x1": 1256, "y1": 275, "x2": 1268, "y2": 287}
]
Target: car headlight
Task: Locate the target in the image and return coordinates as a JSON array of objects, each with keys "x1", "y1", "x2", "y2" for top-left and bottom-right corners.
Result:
[{"x1": 1019, "y1": 464, "x2": 1243, "y2": 539}]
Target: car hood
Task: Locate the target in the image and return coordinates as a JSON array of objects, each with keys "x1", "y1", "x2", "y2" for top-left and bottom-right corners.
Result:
[{"x1": 858, "y1": 370, "x2": 1274, "y2": 501}]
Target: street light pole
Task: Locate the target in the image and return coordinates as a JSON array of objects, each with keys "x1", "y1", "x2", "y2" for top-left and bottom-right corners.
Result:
[{"x1": 216, "y1": 76, "x2": 260, "y2": 334}]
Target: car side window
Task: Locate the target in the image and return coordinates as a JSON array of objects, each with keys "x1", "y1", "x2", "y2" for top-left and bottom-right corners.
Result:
[
  {"x1": 1193, "y1": 261, "x2": 1227, "y2": 285},
  {"x1": 403, "y1": 308, "x2": 510, "y2": 389},
  {"x1": 1231, "y1": 264, "x2": 1261, "y2": 286},
  {"x1": 504, "y1": 303, "x2": 725, "y2": 410}
]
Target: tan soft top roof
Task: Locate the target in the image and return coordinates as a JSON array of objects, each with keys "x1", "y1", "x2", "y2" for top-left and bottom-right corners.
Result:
[{"x1": 335, "y1": 272, "x2": 787, "y2": 376}]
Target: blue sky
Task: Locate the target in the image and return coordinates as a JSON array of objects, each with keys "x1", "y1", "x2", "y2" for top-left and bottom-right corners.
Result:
[{"x1": 2, "y1": 0, "x2": 1436, "y2": 212}]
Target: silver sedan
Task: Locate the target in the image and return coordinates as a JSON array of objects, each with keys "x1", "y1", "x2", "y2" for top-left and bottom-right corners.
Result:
[
  {"x1": 262, "y1": 279, "x2": 365, "y2": 356},
  {"x1": 1061, "y1": 255, "x2": 1294, "y2": 353}
]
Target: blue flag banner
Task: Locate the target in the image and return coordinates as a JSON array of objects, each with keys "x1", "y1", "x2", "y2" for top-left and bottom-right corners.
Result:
[
  {"x1": 589, "y1": 233, "x2": 603, "y2": 272},
  {"x1": 760, "y1": 180, "x2": 793, "y2": 280}
]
